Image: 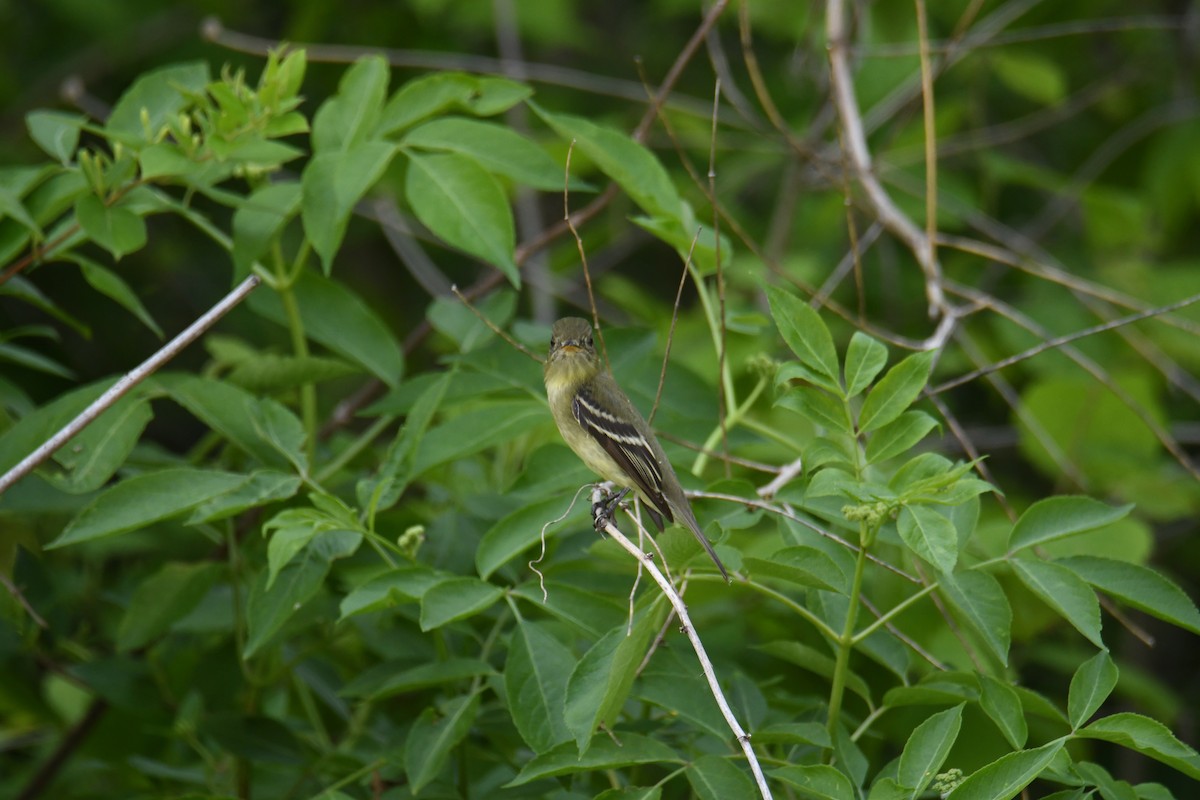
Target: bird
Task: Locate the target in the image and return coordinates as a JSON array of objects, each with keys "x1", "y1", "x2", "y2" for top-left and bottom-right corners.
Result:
[{"x1": 543, "y1": 316, "x2": 730, "y2": 582}]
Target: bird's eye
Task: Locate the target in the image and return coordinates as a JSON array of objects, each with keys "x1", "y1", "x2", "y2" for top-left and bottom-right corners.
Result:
[
  {"x1": 586, "y1": 336, "x2": 593, "y2": 346},
  {"x1": 550, "y1": 337, "x2": 557, "y2": 348}
]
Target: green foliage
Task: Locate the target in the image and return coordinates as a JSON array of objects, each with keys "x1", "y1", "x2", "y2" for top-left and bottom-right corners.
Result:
[{"x1": 1, "y1": 4, "x2": 1199, "y2": 800}]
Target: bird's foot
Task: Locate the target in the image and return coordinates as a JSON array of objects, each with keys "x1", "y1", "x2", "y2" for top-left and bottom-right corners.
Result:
[{"x1": 591, "y1": 485, "x2": 630, "y2": 533}]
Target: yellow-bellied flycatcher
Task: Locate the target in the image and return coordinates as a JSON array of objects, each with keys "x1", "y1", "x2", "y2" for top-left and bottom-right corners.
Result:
[{"x1": 543, "y1": 317, "x2": 729, "y2": 581}]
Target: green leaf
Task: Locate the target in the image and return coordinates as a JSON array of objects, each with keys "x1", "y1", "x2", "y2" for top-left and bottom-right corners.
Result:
[
  {"x1": 991, "y1": 51, "x2": 1066, "y2": 106},
  {"x1": 753, "y1": 722, "x2": 832, "y2": 749},
  {"x1": 75, "y1": 194, "x2": 147, "y2": 260},
  {"x1": 26, "y1": 111, "x2": 85, "y2": 164},
  {"x1": 199, "y1": 714, "x2": 303, "y2": 766},
  {"x1": 156, "y1": 374, "x2": 307, "y2": 472},
  {"x1": 262, "y1": 505, "x2": 360, "y2": 590},
  {"x1": 1057, "y1": 556, "x2": 1200, "y2": 635},
  {"x1": 378, "y1": 72, "x2": 532, "y2": 136},
  {"x1": 868, "y1": 778, "x2": 911, "y2": 800},
  {"x1": 1008, "y1": 496, "x2": 1133, "y2": 553},
  {"x1": 0, "y1": 186, "x2": 40, "y2": 242},
  {"x1": 137, "y1": 142, "x2": 200, "y2": 179},
  {"x1": 404, "y1": 151, "x2": 518, "y2": 285},
  {"x1": 805, "y1": 467, "x2": 861, "y2": 500},
  {"x1": 898, "y1": 703, "x2": 964, "y2": 799},
  {"x1": 464, "y1": 76, "x2": 534, "y2": 115},
  {"x1": 0, "y1": 340, "x2": 73, "y2": 379},
  {"x1": 844, "y1": 332, "x2": 888, "y2": 398},
  {"x1": 310, "y1": 55, "x2": 388, "y2": 152},
  {"x1": 47, "y1": 392, "x2": 152, "y2": 494},
  {"x1": 1131, "y1": 783, "x2": 1176, "y2": 800},
  {"x1": 341, "y1": 657, "x2": 492, "y2": 699},
  {"x1": 1011, "y1": 558, "x2": 1104, "y2": 649},
  {"x1": 48, "y1": 468, "x2": 247, "y2": 548},
  {"x1": 227, "y1": 354, "x2": 360, "y2": 393},
  {"x1": 0, "y1": 274, "x2": 87, "y2": 337},
  {"x1": 105, "y1": 62, "x2": 210, "y2": 142},
  {"x1": 979, "y1": 674, "x2": 1028, "y2": 749},
  {"x1": 427, "y1": 290, "x2": 516, "y2": 354},
  {"x1": 743, "y1": 545, "x2": 849, "y2": 593},
  {"x1": 897, "y1": 505, "x2": 958, "y2": 573},
  {"x1": 945, "y1": 740, "x2": 1064, "y2": 800},
  {"x1": 246, "y1": 270, "x2": 404, "y2": 387},
  {"x1": 244, "y1": 550, "x2": 329, "y2": 658},
  {"x1": 404, "y1": 693, "x2": 481, "y2": 793},
  {"x1": 301, "y1": 141, "x2": 397, "y2": 271},
  {"x1": 1078, "y1": 713, "x2": 1200, "y2": 780},
  {"x1": 378, "y1": 72, "x2": 478, "y2": 135},
  {"x1": 771, "y1": 764, "x2": 855, "y2": 799},
  {"x1": 858, "y1": 350, "x2": 935, "y2": 433},
  {"x1": 532, "y1": 105, "x2": 681, "y2": 219},
  {"x1": 356, "y1": 373, "x2": 449, "y2": 512},
  {"x1": 506, "y1": 733, "x2": 680, "y2": 786},
  {"x1": 419, "y1": 577, "x2": 503, "y2": 631},
  {"x1": 504, "y1": 622, "x2": 574, "y2": 753},
  {"x1": 777, "y1": 385, "x2": 851, "y2": 434},
  {"x1": 1069, "y1": 650, "x2": 1118, "y2": 729},
  {"x1": 404, "y1": 116, "x2": 568, "y2": 190},
  {"x1": 232, "y1": 181, "x2": 301, "y2": 275},
  {"x1": 0, "y1": 380, "x2": 108, "y2": 473},
  {"x1": 766, "y1": 285, "x2": 840, "y2": 393},
  {"x1": 510, "y1": 581, "x2": 625, "y2": 638},
  {"x1": 187, "y1": 470, "x2": 301, "y2": 524},
  {"x1": 476, "y1": 494, "x2": 587, "y2": 579},
  {"x1": 564, "y1": 605, "x2": 667, "y2": 753},
  {"x1": 867, "y1": 411, "x2": 940, "y2": 464},
  {"x1": 412, "y1": 400, "x2": 546, "y2": 474},
  {"x1": 687, "y1": 755, "x2": 757, "y2": 799},
  {"x1": 72, "y1": 256, "x2": 163, "y2": 337},
  {"x1": 117, "y1": 562, "x2": 222, "y2": 651},
  {"x1": 759, "y1": 641, "x2": 872, "y2": 707},
  {"x1": 338, "y1": 567, "x2": 447, "y2": 621},
  {"x1": 940, "y1": 569, "x2": 1012, "y2": 665}
]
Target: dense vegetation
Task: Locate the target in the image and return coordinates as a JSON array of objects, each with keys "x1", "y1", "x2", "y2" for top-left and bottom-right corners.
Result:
[{"x1": 1, "y1": 2, "x2": 1198, "y2": 798}]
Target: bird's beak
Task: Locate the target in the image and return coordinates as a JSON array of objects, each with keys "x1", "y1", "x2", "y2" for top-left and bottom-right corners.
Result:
[{"x1": 558, "y1": 344, "x2": 582, "y2": 354}]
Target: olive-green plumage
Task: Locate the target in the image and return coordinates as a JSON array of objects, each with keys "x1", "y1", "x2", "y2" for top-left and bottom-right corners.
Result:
[{"x1": 544, "y1": 317, "x2": 729, "y2": 581}]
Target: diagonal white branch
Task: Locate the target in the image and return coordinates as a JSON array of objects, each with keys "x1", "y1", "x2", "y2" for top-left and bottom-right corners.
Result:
[
  {"x1": 0, "y1": 275, "x2": 262, "y2": 496},
  {"x1": 826, "y1": 0, "x2": 947, "y2": 320},
  {"x1": 599, "y1": 509, "x2": 773, "y2": 799}
]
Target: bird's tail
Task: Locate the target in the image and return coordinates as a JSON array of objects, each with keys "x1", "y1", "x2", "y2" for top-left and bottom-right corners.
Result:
[{"x1": 676, "y1": 502, "x2": 730, "y2": 582}]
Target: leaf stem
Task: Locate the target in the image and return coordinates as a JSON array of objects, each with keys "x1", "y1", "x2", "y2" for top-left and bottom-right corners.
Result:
[
  {"x1": 273, "y1": 244, "x2": 317, "y2": 467},
  {"x1": 692, "y1": 375, "x2": 767, "y2": 474},
  {"x1": 826, "y1": 522, "x2": 870, "y2": 741}
]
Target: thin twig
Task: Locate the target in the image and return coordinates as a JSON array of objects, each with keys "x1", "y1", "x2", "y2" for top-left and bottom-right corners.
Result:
[
  {"x1": 696, "y1": 491, "x2": 920, "y2": 584},
  {"x1": 946, "y1": 281, "x2": 1200, "y2": 482},
  {"x1": 563, "y1": 139, "x2": 609, "y2": 371},
  {"x1": 658, "y1": 431, "x2": 782, "y2": 474},
  {"x1": 650, "y1": 232, "x2": 701, "y2": 426},
  {"x1": 0, "y1": 275, "x2": 262, "y2": 496},
  {"x1": 932, "y1": 293, "x2": 1200, "y2": 394},
  {"x1": 449, "y1": 285, "x2": 543, "y2": 363},
  {"x1": 600, "y1": 518, "x2": 773, "y2": 799},
  {"x1": 859, "y1": 595, "x2": 946, "y2": 670},
  {"x1": 199, "y1": 17, "x2": 735, "y2": 125},
  {"x1": 757, "y1": 457, "x2": 805, "y2": 500},
  {"x1": 16, "y1": 699, "x2": 108, "y2": 800},
  {"x1": 826, "y1": 0, "x2": 946, "y2": 318},
  {"x1": 914, "y1": 0, "x2": 939, "y2": 296},
  {"x1": 0, "y1": 572, "x2": 47, "y2": 629},
  {"x1": 923, "y1": 391, "x2": 1017, "y2": 521},
  {"x1": 710, "y1": 79, "x2": 731, "y2": 478}
]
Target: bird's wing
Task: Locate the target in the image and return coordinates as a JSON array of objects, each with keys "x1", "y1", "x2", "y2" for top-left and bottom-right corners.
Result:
[{"x1": 572, "y1": 384, "x2": 674, "y2": 525}]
